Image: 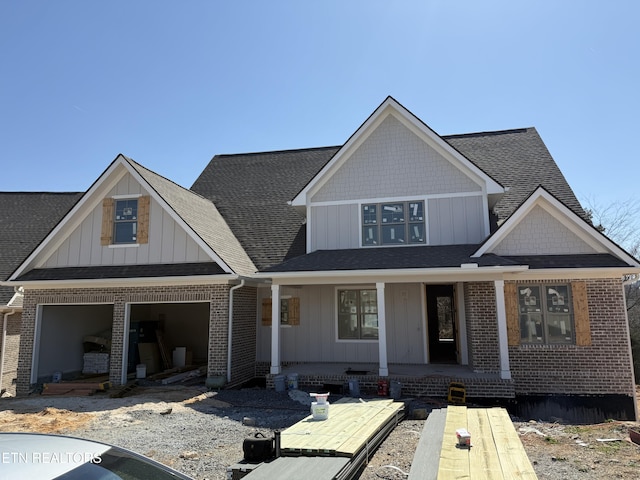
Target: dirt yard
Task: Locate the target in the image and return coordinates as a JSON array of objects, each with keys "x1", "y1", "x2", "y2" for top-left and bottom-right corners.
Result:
[{"x1": 0, "y1": 386, "x2": 639, "y2": 479}]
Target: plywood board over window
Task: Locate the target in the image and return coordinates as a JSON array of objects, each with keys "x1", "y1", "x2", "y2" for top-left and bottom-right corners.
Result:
[
  {"x1": 261, "y1": 298, "x2": 300, "y2": 326},
  {"x1": 572, "y1": 281, "x2": 591, "y2": 346}
]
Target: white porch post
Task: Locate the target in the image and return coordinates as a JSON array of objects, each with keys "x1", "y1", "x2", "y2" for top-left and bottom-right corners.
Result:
[
  {"x1": 376, "y1": 282, "x2": 389, "y2": 376},
  {"x1": 270, "y1": 284, "x2": 281, "y2": 375},
  {"x1": 494, "y1": 280, "x2": 511, "y2": 380}
]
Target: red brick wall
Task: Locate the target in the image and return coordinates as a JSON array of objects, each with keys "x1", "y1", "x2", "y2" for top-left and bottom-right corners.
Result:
[
  {"x1": 464, "y1": 282, "x2": 500, "y2": 373},
  {"x1": 229, "y1": 286, "x2": 257, "y2": 385},
  {"x1": 508, "y1": 278, "x2": 635, "y2": 396},
  {"x1": 1, "y1": 311, "x2": 21, "y2": 396},
  {"x1": 17, "y1": 284, "x2": 233, "y2": 395}
]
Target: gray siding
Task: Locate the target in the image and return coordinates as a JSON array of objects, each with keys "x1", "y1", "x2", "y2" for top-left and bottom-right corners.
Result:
[
  {"x1": 311, "y1": 115, "x2": 482, "y2": 203},
  {"x1": 257, "y1": 284, "x2": 425, "y2": 364},
  {"x1": 43, "y1": 173, "x2": 211, "y2": 267},
  {"x1": 427, "y1": 196, "x2": 485, "y2": 245},
  {"x1": 492, "y1": 205, "x2": 599, "y2": 255},
  {"x1": 310, "y1": 204, "x2": 360, "y2": 251}
]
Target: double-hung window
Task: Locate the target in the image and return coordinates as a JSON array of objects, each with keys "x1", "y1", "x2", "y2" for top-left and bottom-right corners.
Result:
[
  {"x1": 113, "y1": 198, "x2": 139, "y2": 244},
  {"x1": 338, "y1": 289, "x2": 378, "y2": 340},
  {"x1": 362, "y1": 200, "x2": 425, "y2": 246},
  {"x1": 518, "y1": 284, "x2": 574, "y2": 344}
]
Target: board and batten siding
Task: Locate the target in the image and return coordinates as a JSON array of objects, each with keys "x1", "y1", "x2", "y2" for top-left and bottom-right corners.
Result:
[
  {"x1": 43, "y1": 173, "x2": 211, "y2": 267},
  {"x1": 427, "y1": 195, "x2": 485, "y2": 245},
  {"x1": 310, "y1": 204, "x2": 360, "y2": 251},
  {"x1": 310, "y1": 114, "x2": 482, "y2": 203},
  {"x1": 256, "y1": 284, "x2": 425, "y2": 364}
]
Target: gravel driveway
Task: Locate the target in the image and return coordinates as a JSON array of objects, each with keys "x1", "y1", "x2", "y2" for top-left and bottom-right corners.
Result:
[{"x1": 1, "y1": 384, "x2": 639, "y2": 479}]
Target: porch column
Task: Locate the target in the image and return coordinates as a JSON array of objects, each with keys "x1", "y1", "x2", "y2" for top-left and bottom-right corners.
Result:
[
  {"x1": 376, "y1": 282, "x2": 389, "y2": 376},
  {"x1": 494, "y1": 280, "x2": 511, "y2": 380},
  {"x1": 270, "y1": 284, "x2": 281, "y2": 375}
]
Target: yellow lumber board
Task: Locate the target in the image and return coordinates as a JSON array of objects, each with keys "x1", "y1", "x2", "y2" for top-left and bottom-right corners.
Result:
[
  {"x1": 467, "y1": 408, "x2": 504, "y2": 480},
  {"x1": 438, "y1": 405, "x2": 470, "y2": 480},
  {"x1": 280, "y1": 398, "x2": 402, "y2": 456},
  {"x1": 486, "y1": 408, "x2": 537, "y2": 479}
]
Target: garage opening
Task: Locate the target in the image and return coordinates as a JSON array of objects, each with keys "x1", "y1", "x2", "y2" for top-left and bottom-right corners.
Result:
[
  {"x1": 127, "y1": 302, "x2": 210, "y2": 376},
  {"x1": 35, "y1": 304, "x2": 114, "y2": 383}
]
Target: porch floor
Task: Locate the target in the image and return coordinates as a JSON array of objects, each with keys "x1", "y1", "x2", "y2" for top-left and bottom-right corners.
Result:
[{"x1": 279, "y1": 362, "x2": 498, "y2": 379}]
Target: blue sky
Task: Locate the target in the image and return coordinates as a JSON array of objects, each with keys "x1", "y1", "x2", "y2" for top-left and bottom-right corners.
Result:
[{"x1": 1, "y1": 1, "x2": 638, "y2": 208}]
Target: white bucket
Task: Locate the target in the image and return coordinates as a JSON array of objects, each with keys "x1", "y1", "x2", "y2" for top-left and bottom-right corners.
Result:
[
  {"x1": 136, "y1": 364, "x2": 147, "y2": 379},
  {"x1": 311, "y1": 401, "x2": 330, "y2": 420},
  {"x1": 274, "y1": 375, "x2": 286, "y2": 392}
]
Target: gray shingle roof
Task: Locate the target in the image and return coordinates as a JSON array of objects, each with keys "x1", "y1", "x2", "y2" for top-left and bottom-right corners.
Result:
[
  {"x1": 0, "y1": 192, "x2": 82, "y2": 303},
  {"x1": 265, "y1": 247, "x2": 629, "y2": 273},
  {"x1": 14, "y1": 262, "x2": 225, "y2": 281},
  {"x1": 125, "y1": 157, "x2": 257, "y2": 276},
  {"x1": 192, "y1": 129, "x2": 585, "y2": 272}
]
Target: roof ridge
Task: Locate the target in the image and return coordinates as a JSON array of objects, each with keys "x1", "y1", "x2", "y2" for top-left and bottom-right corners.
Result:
[
  {"x1": 443, "y1": 127, "x2": 533, "y2": 139},
  {"x1": 214, "y1": 145, "x2": 341, "y2": 158}
]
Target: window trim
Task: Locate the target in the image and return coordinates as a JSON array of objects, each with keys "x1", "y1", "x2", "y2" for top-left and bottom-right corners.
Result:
[
  {"x1": 360, "y1": 199, "x2": 426, "y2": 247},
  {"x1": 335, "y1": 286, "x2": 379, "y2": 343}
]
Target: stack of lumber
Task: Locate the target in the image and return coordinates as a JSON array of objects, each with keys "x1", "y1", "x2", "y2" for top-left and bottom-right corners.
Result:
[{"x1": 42, "y1": 381, "x2": 110, "y2": 396}]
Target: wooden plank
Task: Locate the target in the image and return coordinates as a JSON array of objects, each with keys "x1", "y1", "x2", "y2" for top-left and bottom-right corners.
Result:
[
  {"x1": 486, "y1": 408, "x2": 537, "y2": 479},
  {"x1": 280, "y1": 398, "x2": 403, "y2": 457},
  {"x1": 408, "y1": 408, "x2": 446, "y2": 480},
  {"x1": 244, "y1": 456, "x2": 350, "y2": 480},
  {"x1": 467, "y1": 408, "x2": 504, "y2": 480},
  {"x1": 437, "y1": 405, "x2": 470, "y2": 480}
]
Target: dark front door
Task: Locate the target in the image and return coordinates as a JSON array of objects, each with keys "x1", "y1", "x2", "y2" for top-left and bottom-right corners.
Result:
[{"x1": 426, "y1": 285, "x2": 457, "y2": 363}]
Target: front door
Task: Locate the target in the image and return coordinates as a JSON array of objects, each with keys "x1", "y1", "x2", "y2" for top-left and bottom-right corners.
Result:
[{"x1": 426, "y1": 285, "x2": 457, "y2": 363}]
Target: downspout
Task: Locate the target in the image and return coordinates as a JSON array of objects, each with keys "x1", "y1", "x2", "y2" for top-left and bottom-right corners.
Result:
[
  {"x1": 0, "y1": 309, "x2": 15, "y2": 395},
  {"x1": 227, "y1": 280, "x2": 246, "y2": 384}
]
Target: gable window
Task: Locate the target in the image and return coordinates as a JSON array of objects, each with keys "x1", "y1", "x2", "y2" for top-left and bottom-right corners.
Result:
[
  {"x1": 518, "y1": 284, "x2": 574, "y2": 344},
  {"x1": 338, "y1": 289, "x2": 378, "y2": 340},
  {"x1": 114, "y1": 198, "x2": 138, "y2": 243},
  {"x1": 362, "y1": 201, "x2": 425, "y2": 246},
  {"x1": 101, "y1": 196, "x2": 150, "y2": 246}
]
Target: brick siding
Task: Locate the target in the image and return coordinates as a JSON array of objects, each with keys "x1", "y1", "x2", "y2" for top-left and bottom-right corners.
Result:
[
  {"x1": 1, "y1": 311, "x2": 21, "y2": 396},
  {"x1": 17, "y1": 284, "x2": 235, "y2": 395}
]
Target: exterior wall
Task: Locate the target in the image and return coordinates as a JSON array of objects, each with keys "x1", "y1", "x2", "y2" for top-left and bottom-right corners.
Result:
[
  {"x1": 1, "y1": 311, "x2": 21, "y2": 396},
  {"x1": 229, "y1": 286, "x2": 258, "y2": 385},
  {"x1": 311, "y1": 114, "x2": 481, "y2": 203},
  {"x1": 310, "y1": 204, "x2": 360, "y2": 251},
  {"x1": 256, "y1": 283, "x2": 425, "y2": 364},
  {"x1": 427, "y1": 196, "x2": 485, "y2": 245},
  {"x1": 43, "y1": 173, "x2": 211, "y2": 267},
  {"x1": 17, "y1": 284, "x2": 231, "y2": 395},
  {"x1": 464, "y1": 282, "x2": 501, "y2": 373},
  {"x1": 508, "y1": 277, "x2": 635, "y2": 396},
  {"x1": 492, "y1": 205, "x2": 599, "y2": 255}
]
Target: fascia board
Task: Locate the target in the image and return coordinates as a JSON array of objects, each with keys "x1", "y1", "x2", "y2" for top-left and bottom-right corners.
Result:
[
  {"x1": 474, "y1": 188, "x2": 640, "y2": 267},
  {"x1": 124, "y1": 160, "x2": 235, "y2": 274},
  {"x1": 8, "y1": 158, "x2": 127, "y2": 281},
  {"x1": 3, "y1": 274, "x2": 240, "y2": 290},
  {"x1": 254, "y1": 265, "x2": 529, "y2": 285},
  {"x1": 503, "y1": 267, "x2": 640, "y2": 281}
]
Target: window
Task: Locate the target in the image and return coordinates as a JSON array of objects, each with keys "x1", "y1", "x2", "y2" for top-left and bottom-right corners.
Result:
[
  {"x1": 518, "y1": 284, "x2": 573, "y2": 344},
  {"x1": 362, "y1": 201, "x2": 425, "y2": 246},
  {"x1": 338, "y1": 289, "x2": 378, "y2": 340},
  {"x1": 101, "y1": 196, "x2": 150, "y2": 246},
  {"x1": 114, "y1": 198, "x2": 138, "y2": 244}
]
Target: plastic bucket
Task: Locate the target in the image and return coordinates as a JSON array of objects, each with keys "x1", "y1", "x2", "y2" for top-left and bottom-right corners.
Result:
[
  {"x1": 390, "y1": 381, "x2": 402, "y2": 399},
  {"x1": 311, "y1": 401, "x2": 330, "y2": 420},
  {"x1": 136, "y1": 364, "x2": 147, "y2": 379},
  {"x1": 348, "y1": 379, "x2": 360, "y2": 397},
  {"x1": 287, "y1": 373, "x2": 299, "y2": 390},
  {"x1": 274, "y1": 375, "x2": 286, "y2": 392},
  {"x1": 52, "y1": 372, "x2": 62, "y2": 383}
]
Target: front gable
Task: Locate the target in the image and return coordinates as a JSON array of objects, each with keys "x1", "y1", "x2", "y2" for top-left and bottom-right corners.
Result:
[
  {"x1": 292, "y1": 97, "x2": 504, "y2": 252},
  {"x1": 474, "y1": 187, "x2": 640, "y2": 266},
  {"x1": 9, "y1": 155, "x2": 250, "y2": 282}
]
